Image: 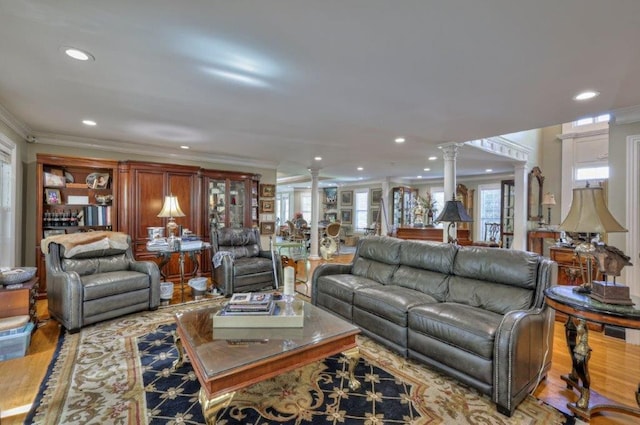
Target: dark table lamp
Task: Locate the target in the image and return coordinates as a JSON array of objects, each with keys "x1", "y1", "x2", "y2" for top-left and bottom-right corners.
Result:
[
  {"x1": 435, "y1": 194, "x2": 473, "y2": 244},
  {"x1": 558, "y1": 183, "x2": 630, "y2": 302}
]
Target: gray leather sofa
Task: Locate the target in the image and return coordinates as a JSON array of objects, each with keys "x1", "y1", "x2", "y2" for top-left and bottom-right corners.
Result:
[
  {"x1": 46, "y1": 236, "x2": 160, "y2": 333},
  {"x1": 311, "y1": 236, "x2": 556, "y2": 416}
]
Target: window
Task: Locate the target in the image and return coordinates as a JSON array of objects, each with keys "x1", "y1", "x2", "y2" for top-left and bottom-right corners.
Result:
[
  {"x1": 300, "y1": 192, "x2": 311, "y2": 223},
  {"x1": 354, "y1": 190, "x2": 369, "y2": 230},
  {"x1": 478, "y1": 184, "x2": 501, "y2": 240},
  {"x1": 573, "y1": 114, "x2": 610, "y2": 127},
  {"x1": 276, "y1": 192, "x2": 290, "y2": 225},
  {"x1": 0, "y1": 137, "x2": 15, "y2": 266},
  {"x1": 575, "y1": 166, "x2": 609, "y2": 181},
  {"x1": 430, "y1": 189, "x2": 445, "y2": 227}
]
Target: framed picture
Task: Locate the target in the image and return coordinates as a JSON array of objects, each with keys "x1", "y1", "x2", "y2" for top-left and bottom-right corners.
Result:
[
  {"x1": 43, "y1": 172, "x2": 66, "y2": 188},
  {"x1": 370, "y1": 208, "x2": 380, "y2": 226},
  {"x1": 340, "y1": 190, "x2": 353, "y2": 206},
  {"x1": 260, "y1": 221, "x2": 275, "y2": 235},
  {"x1": 259, "y1": 184, "x2": 276, "y2": 198},
  {"x1": 340, "y1": 209, "x2": 352, "y2": 224},
  {"x1": 370, "y1": 188, "x2": 382, "y2": 206},
  {"x1": 86, "y1": 172, "x2": 110, "y2": 189},
  {"x1": 43, "y1": 229, "x2": 65, "y2": 238},
  {"x1": 45, "y1": 188, "x2": 61, "y2": 205},
  {"x1": 324, "y1": 187, "x2": 337, "y2": 204},
  {"x1": 260, "y1": 199, "x2": 274, "y2": 213}
]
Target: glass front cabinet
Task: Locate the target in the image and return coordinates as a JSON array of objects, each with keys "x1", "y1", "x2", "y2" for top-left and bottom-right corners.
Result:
[
  {"x1": 391, "y1": 186, "x2": 418, "y2": 227},
  {"x1": 204, "y1": 171, "x2": 260, "y2": 231},
  {"x1": 500, "y1": 179, "x2": 515, "y2": 249}
]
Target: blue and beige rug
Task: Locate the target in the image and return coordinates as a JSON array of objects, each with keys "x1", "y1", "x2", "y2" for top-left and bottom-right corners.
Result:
[{"x1": 27, "y1": 298, "x2": 579, "y2": 424}]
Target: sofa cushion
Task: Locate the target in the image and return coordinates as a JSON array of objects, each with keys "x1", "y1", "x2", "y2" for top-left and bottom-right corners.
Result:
[
  {"x1": 316, "y1": 274, "x2": 381, "y2": 303},
  {"x1": 398, "y1": 240, "x2": 457, "y2": 274},
  {"x1": 453, "y1": 247, "x2": 539, "y2": 290},
  {"x1": 446, "y1": 277, "x2": 533, "y2": 314},
  {"x1": 82, "y1": 271, "x2": 150, "y2": 301},
  {"x1": 62, "y1": 254, "x2": 130, "y2": 276},
  {"x1": 356, "y1": 236, "x2": 402, "y2": 265},
  {"x1": 216, "y1": 228, "x2": 261, "y2": 259},
  {"x1": 390, "y1": 266, "x2": 449, "y2": 301},
  {"x1": 408, "y1": 303, "x2": 503, "y2": 360},
  {"x1": 354, "y1": 286, "x2": 438, "y2": 326},
  {"x1": 234, "y1": 256, "x2": 273, "y2": 276}
]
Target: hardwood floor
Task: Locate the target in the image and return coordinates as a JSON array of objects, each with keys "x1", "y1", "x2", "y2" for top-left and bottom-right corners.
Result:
[{"x1": 1, "y1": 253, "x2": 639, "y2": 424}]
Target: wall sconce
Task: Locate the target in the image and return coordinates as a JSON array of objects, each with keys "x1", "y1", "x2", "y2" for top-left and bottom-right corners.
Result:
[
  {"x1": 157, "y1": 194, "x2": 186, "y2": 238},
  {"x1": 435, "y1": 194, "x2": 473, "y2": 244}
]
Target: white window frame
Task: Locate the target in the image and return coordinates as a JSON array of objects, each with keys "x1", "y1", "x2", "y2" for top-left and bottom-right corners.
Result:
[
  {"x1": 0, "y1": 133, "x2": 17, "y2": 267},
  {"x1": 354, "y1": 190, "x2": 369, "y2": 231},
  {"x1": 477, "y1": 183, "x2": 501, "y2": 241}
]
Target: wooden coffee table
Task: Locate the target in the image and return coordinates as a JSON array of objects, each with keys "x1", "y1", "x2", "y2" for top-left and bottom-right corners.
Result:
[{"x1": 174, "y1": 301, "x2": 361, "y2": 424}]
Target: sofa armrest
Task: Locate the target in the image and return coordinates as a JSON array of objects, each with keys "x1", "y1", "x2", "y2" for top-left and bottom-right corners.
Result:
[
  {"x1": 46, "y1": 258, "x2": 84, "y2": 333},
  {"x1": 259, "y1": 249, "x2": 282, "y2": 289},
  {"x1": 129, "y1": 260, "x2": 161, "y2": 308},
  {"x1": 311, "y1": 262, "x2": 353, "y2": 304},
  {"x1": 493, "y1": 306, "x2": 555, "y2": 416}
]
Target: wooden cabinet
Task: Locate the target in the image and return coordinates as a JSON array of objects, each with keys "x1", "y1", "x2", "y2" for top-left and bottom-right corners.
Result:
[
  {"x1": 36, "y1": 154, "x2": 119, "y2": 296},
  {"x1": 395, "y1": 227, "x2": 472, "y2": 245},
  {"x1": 549, "y1": 246, "x2": 600, "y2": 286},
  {"x1": 528, "y1": 230, "x2": 561, "y2": 256},
  {"x1": 391, "y1": 186, "x2": 418, "y2": 227},
  {"x1": 500, "y1": 179, "x2": 515, "y2": 248},
  {"x1": 203, "y1": 170, "x2": 260, "y2": 231},
  {"x1": 0, "y1": 277, "x2": 38, "y2": 327}
]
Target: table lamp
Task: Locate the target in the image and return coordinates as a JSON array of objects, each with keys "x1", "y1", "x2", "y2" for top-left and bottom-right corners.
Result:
[
  {"x1": 541, "y1": 192, "x2": 556, "y2": 225},
  {"x1": 558, "y1": 184, "x2": 629, "y2": 301},
  {"x1": 435, "y1": 194, "x2": 473, "y2": 244},
  {"x1": 157, "y1": 194, "x2": 186, "y2": 238}
]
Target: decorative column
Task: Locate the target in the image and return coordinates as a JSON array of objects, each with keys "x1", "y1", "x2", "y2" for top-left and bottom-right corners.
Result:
[
  {"x1": 440, "y1": 144, "x2": 461, "y2": 243},
  {"x1": 512, "y1": 163, "x2": 528, "y2": 250},
  {"x1": 308, "y1": 167, "x2": 321, "y2": 260}
]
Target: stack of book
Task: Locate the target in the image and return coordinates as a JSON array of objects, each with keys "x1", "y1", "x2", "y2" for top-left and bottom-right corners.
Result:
[
  {"x1": 221, "y1": 293, "x2": 276, "y2": 316},
  {"x1": 180, "y1": 234, "x2": 203, "y2": 250}
]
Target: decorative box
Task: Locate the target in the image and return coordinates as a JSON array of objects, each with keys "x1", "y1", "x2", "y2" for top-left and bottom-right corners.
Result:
[{"x1": 212, "y1": 300, "x2": 305, "y2": 328}]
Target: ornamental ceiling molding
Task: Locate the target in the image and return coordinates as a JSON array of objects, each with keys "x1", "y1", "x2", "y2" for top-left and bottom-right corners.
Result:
[
  {"x1": 464, "y1": 136, "x2": 530, "y2": 163},
  {"x1": 0, "y1": 102, "x2": 30, "y2": 139},
  {"x1": 557, "y1": 127, "x2": 609, "y2": 140},
  {"x1": 32, "y1": 132, "x2": 278, "y2": 170}
]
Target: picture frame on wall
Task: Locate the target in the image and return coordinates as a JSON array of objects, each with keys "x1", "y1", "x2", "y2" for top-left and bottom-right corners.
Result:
[
  {"x1": 260, "y1": 221, "x2": 275, "y2": 235},
  {"x1": 340, "y1": 209, "x2": 352, "y2": 224},
  {"x1": 340, "y1": 190, "x2": 353, "y2": 206},
  {"x1": 45, "y1": 188, "x2": 61, "y2": 205},
  {"x1": 260, "y1": 199, "x2": 274, "y2": 213},
  {"x1": 370, "y1": 208, "x2": 379, "y2": 226},
  {"x1": 259, "y1": 184, "x2": 276, "y2": 198},
  {"x1": 370, "y1": 188, "x2": 382, "y2": 206}
]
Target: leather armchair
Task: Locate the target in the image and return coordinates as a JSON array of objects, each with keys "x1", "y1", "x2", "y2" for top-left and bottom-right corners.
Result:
[
  {"x1": 45, "y1": 235, "x2": 160, "y2": 333},
  {"x1": 211, "y1": 227, "x2": 280, "y2": 296}
]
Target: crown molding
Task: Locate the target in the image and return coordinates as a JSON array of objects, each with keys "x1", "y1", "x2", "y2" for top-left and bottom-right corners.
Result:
[
  {"x1": 31, "y1": 132, "x2": 278, "y2": 169},
  {"x1": 464, "y1": 136, "x2": 530, "y2": 162},
  {"x1": 0, "y1": 103, "x2": 31, "y2": 139},
  {"x1": 613, "y1": 104, "x2": 640, "y2": 125},
  {"x1": 557, "y1": 128, "x2": 609, "y2": 140}
]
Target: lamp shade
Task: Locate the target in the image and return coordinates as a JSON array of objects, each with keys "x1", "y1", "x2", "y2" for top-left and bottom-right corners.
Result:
[
  {"x1": 559, "y1": 186, "x2": 626, "y2": 234},
  {"x1": 542, "y1": 192, "x2": 556, "y2": 206},
  {"x1": 157, "y1": 195, "x2": 186, "y2": 218},
  {"x1": 435, "y1": 196, "x2": 473, "y2": 223}
]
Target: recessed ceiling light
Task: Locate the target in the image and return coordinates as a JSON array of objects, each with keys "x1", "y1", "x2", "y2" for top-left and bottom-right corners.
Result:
[
  {"x1": 417, "y1": 175, "x2": 422, "y2": 178},
  {"x1": 574, "y1": 90, "x2": 599, "y2": 101},
  {"x1": 395, "y1": 137, "x2": 406, "y2": 143},
  {"x1": 423, "y1": 168, "x2": 430, "y2": 171},
  {"x1": 64, "y1": 47, "x2": 95, "y2": 61},
  {"x1": 357, "y1": 167, "x2": 363, "y2": 171},
  {"x1": 485, "y1": 168, "x2": 493, "y2": 173},
  {"x1": 180, "y1": 145, "x2": 190, "y2": 149},
  {"x1": 314, "y1": 156, "x2": 322, "y2": 161},
  {"x1": 82, "y1": 119, "x2": 96, "y2": 126},
  {"x1": 428, "y1": 156, "x2": 437, "y2": 161}
]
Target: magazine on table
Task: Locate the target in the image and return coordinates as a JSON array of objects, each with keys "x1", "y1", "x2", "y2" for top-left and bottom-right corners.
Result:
[
  {"x1": 228, "y1": 292, "x2": 273, "y2": 305},
  {"x1": 221, "y1": 301, "x2": 278, "y2": 316}
]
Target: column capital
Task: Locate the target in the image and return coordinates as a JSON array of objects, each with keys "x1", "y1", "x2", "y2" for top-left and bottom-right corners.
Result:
[
  {"x1": 438, "y1": 143, "x2": 464, "y2": 161},
  {"x1": 308, "y1": 167, "x2": 321, "y2": 178}
]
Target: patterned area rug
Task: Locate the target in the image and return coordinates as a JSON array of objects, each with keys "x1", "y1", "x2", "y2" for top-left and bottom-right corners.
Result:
[{"x1": 26, "y1": 298, "x2": 579, "y2": 424}]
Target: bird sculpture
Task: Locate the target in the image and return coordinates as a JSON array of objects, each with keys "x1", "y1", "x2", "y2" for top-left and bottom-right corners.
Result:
[{"x1": 592, "y1": 243, "x2": 633, "y2": 284}]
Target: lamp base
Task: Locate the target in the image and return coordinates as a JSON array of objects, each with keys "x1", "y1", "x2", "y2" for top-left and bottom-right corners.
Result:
[{"x1": 588, "y1": 280, "x2": 634, "y2": 305}]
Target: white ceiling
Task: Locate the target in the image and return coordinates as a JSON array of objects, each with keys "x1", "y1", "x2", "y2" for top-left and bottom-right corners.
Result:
[{"x1": 1, "y1": 1, "x2": 640, "y2": 186}]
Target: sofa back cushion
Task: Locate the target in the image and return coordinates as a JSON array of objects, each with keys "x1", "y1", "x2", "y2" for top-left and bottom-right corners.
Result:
[
  {"x1": 62, "y1": 254, "x2": 130, "y2": 276},
  {"x1": 352, "y1": 236, "x2": 402, "y2": 285},
  {"x1": 391, "y1": 266, "x2": 449, "y2": 301},
  {"x1": 214, "y1": 228, "x2": 261, "y2": 259},
  {"x1": 398, "y1": 240, "x2": 457, "y2": 274},
  {"x1": 447, "y1": 247, "x2": 540, "y2": 314}
]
